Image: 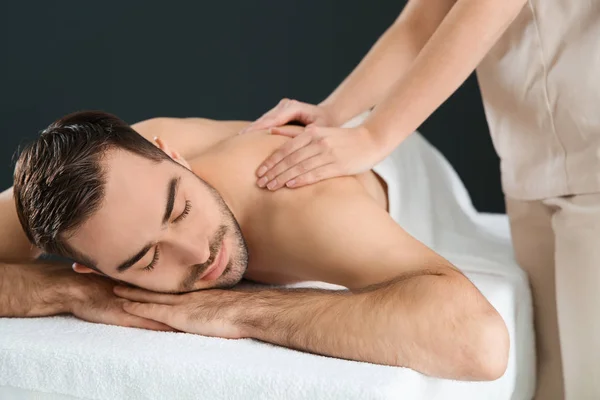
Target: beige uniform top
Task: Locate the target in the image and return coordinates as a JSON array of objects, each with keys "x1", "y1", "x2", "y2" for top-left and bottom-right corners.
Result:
[{"x1": 476, "y1": 0, "x2": 600, "y2": 200}]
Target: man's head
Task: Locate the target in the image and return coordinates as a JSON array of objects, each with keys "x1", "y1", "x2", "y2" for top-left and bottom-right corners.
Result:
[{"x1": 14, "y1": 111, "x2": 248, "y2": 293}]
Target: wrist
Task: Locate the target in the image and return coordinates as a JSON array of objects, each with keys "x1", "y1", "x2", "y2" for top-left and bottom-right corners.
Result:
[
  {"x1": 317, "y1": 99, "x2": 348, "y2": 127},
  {"x1": 62, "y1": 272, "x2": 110, "y2": 314},
  {"x1": 319, "y1": 96, "x2": 375, "y2": 128},
  {"x1": 356, "y1": 124, "x2": 391, "y2": 162},
  {"x1": 36, "y1": 262, "x2": 107, "y2": 315},
  {"x1": 40, "y1": 264, "x2": 84, "y2": 315}
]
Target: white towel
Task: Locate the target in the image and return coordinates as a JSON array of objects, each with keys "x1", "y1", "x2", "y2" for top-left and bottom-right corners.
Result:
[{"x1": 0, "y1": 262, "x2": 534, "y2": 400}]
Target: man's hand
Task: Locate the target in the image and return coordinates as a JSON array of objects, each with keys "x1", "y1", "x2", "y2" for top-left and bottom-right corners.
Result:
[
  {"x1": 68, "y1": 275, "x2": 174, "y2": 332},
  {"x1": 114, "y1": 285, "x2": 246, "y2": 339}
]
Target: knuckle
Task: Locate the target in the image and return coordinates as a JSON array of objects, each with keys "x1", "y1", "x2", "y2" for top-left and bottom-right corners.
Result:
[
  {"x1": 316, "y1": 137, "x2": 329, "y2": 151},
  {"x1": 306, "y1": 125, "x2": 318, "y2": 135},
  {"x1": 288, "y1": 151, "x2": 304, "y2": 165},
  {"x1": 263, "y1": 157, "x2": 277, "y2": 169},
  {"x1": 296, "y1": 163, "x2": 309, "y2": 174},
  {"x1": 265, "y1": 170, "x2": 278, "y2": 181},
  {"x1": 305, "y1": 172, "x2": 318, "y2": 183},
  {"x1": 271, "y1": 153, "x2": 285, "y2": 165},
  {"x1": 332, "y1": 164, "x2": 343, "y2": 176}
]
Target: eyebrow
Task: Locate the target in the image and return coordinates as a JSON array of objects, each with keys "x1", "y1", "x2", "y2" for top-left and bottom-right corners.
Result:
[{"x1": 115, "y1": 176, "x2": 180, "y2": 274}]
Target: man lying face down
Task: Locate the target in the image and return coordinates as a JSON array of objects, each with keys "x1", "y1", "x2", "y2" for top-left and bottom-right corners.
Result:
[{"x1": 10, "y1": 111, "x2": 509, "y2": 381}]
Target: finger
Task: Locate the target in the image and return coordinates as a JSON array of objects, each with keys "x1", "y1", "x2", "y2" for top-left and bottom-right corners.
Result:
[
  {"x1": 267, "y1": 154, "x2": 333, "y2": 190},
  {"x1": 114, "y1": 285, "x2": 180, "y2": 305},
  {"x1": 285, "y1": 163, "x2": 341, "y2": 189},
  {"x1": 260, "y1": 144, "x2": 323, "y2": 190},
  {"x1": 256, "y1": 133, "x2": 313, "y2": 179},
  {"x1": 269, "y1": 126, "x2": 304, "y2": 138},
  {"x1": 117, "y1": 312, "x2": 177, "y2": 332},
  {"x1": 242, "y1": 100, "x2": 305, "y2": 134},
  {"x1": 122, "y1": 301, "x2": 173, "y2": 325},
  {"x1": 239, "y1": 101, "x2": 288, "y2": 134}
]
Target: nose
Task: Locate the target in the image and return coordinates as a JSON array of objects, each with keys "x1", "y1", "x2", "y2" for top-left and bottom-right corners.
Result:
[{"x1": 172, "y1": 235, "x2": 211, "y2": 267}]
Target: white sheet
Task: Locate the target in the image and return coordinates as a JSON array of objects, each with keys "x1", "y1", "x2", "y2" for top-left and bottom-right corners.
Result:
[{"x1": 0, "y1": 124, "x2": 536, "y2": 400}]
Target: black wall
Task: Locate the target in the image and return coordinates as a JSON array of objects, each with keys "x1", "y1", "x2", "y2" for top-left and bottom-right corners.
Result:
[{"x1": 0, "y1": 0, "x2": 504, "y2": 213}]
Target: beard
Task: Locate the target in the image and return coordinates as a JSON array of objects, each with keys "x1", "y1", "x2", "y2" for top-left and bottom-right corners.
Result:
[
  {"x1": 209, "y1": 201, "x2": 250, "y2": 290},
  {"x1": 176, "y1": 177, "x2": 249, "y2": 293}
]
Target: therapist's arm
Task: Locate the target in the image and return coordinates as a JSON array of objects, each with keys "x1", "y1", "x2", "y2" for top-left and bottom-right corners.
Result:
[
  {"x1": 320, "y1": 0, "x2": 456, "y2": 126},
  {"x1": 363, "y1": 0, "x2": 527, "y2": 149}
]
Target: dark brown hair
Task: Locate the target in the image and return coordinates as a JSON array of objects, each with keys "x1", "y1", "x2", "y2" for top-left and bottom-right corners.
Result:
[{"x1": 13, "y1": 110, "x2": 170, "y2": 266}]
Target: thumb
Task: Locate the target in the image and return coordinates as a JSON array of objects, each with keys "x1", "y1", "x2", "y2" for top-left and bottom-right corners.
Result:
[
  {"x1": 269, "y1": 126, "x2": 304, "y2": 138},
  {"x1": 241, "y1": 105, "x2": 308, "y2": 134}
]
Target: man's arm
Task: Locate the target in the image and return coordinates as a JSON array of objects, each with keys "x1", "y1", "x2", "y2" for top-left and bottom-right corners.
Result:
[
  {"x1": 0, "y1": 187, "x2": 74, "y2": 317},
  {"x1": 0, "y1": 188, "x2": 42, "y2": 263},
  {"x1": 0, "y1": 261, "x2": 81, "y2": 317},
  {"x1": 236, "y1": 186, "x2": 509, "y2": 380},
  {"x1": 238, "y1": 270, "x2": 506, "y2": 381}
]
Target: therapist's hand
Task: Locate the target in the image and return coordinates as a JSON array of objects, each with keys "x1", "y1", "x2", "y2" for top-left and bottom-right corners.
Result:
[
  {"x1": 256, "y1": 124, "x2": 384, "y2": 190},
  {"x1": 239, "y1": 98, "x2": 337, "y2": 134},
  {"x1": 114, "y1": 285, "x2": 247, "y2": 339}
]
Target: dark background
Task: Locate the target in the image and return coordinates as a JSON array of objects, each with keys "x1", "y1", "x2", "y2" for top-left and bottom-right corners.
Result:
[{"x1": 0, "y1": 0, "x2": 504, "y2": 213}]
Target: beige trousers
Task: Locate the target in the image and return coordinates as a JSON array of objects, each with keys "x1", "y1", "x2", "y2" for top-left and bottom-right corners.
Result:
[{"x1": 506, "y1": 194, "x2": 600, "y2": 400}]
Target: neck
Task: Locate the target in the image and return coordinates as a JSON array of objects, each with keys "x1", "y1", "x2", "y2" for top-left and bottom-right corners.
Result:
[{"x1": 188, "y1": 139, "x2": 269, "y2": 228}]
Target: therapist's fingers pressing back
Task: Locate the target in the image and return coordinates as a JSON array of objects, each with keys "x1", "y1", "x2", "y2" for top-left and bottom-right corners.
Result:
[{"x1": 239, "y1": 98, "x2": 331, "y2": 134}]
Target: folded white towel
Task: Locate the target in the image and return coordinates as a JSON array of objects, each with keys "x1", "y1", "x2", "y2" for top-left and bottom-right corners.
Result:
[{"x1": 0, "y1": 261, "x2": 533, "y2": 400}]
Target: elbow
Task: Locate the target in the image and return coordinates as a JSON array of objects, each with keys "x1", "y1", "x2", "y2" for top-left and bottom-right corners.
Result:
[
  {"x1": 443, "y1": 273, "x2": 510, "y2": 381},
  {"x1": 468, "y1": 308, "x2": 510, "y2": 381}
]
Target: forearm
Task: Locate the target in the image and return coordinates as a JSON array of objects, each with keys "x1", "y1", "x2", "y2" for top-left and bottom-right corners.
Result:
[
  {"x1": 238, "y1": 270, "x2": 508, "y2": 380},
  {"x1": 363, "y1": 0, "x2": 527, "y2": 150},
  {"x1": 0, "y1": 261, "x2": 75, "y2": 317},
  {"x1": 320, "y1": 1, "x2": 454, "y2": 126}
]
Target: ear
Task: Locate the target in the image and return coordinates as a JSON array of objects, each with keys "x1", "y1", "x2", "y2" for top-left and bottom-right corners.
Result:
[
  {"x1": 72, "y1": 262, "x2": 103, "y2": 275},
  {"x1": 153, "y1": 136, "x2": 191, "y2": 170}
]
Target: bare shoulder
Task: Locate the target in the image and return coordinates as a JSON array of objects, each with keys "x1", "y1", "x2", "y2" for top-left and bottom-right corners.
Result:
[
  {"x1": 131, "y1": 117, "x2": 250, "y2": 160},
  {"x1": 271, "y1": 178, "x2": 457, "y2": 290}
]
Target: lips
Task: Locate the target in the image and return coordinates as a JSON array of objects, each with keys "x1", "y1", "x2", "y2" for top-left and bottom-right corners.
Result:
[{"x1": 199, "y1": 239, "x2": 227, "y2": 281}]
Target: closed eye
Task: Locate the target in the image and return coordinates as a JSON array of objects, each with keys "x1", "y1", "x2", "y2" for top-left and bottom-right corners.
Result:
[
  {"x1": 173, "y1": 200, "x2": 192, "y2": 223},
  {"x1": 143, "y1": 246, "x2": 160, "y2": 271}
]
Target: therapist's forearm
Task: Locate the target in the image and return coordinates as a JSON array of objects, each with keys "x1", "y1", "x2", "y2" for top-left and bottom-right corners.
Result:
[
  {"x1": 320, "y1": 1, "x2": 455, "y2": 126},
  {"x1": 363, "y1": 0, "x2": 527, "y2": 150}
]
